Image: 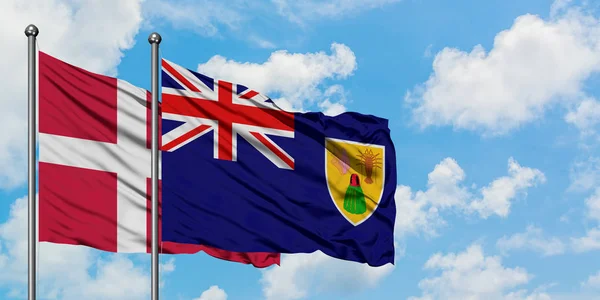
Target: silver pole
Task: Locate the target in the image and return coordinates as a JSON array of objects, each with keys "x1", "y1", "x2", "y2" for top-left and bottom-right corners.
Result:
[
  {"x1": 25, "y1": 24, "x2": 39, "y2": 300},
  {"x1": 148, "y1": 32, "x2": 162, "y2": 300}
]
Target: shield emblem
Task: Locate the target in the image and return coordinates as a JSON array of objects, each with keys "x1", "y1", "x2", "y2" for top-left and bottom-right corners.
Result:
[{"x1": 325, "y1": 137, "x2": 385, "y2": 226}]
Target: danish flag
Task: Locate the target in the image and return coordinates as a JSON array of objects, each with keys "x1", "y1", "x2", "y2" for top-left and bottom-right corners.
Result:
[{"x1": 161, "y1": 59, "x2": 296, "y2": 170}]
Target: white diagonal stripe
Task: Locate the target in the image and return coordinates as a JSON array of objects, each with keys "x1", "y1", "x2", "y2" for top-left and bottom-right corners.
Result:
[
  {"x1": 237, "y1": 129, "x2": 293, "y2": 170},
  {"x1": 163, "y1": 58, "x2": 218, "y2": 99},
  {"x1": 162, "y1": 87, "x2": 206, "y2": 99},
  {"x1": 162, "y1": 113, "x2": 216, "y2": 152}
]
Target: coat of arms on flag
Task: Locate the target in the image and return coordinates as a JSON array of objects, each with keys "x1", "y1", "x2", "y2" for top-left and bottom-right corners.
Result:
[{"x1": 325, "y1": 138, "x2": 385, "y2": 226}]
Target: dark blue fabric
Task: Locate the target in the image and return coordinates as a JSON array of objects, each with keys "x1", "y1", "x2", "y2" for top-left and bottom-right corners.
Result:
[{"x1": 161, "y1": 112, "x2": 397, "y2": 266}]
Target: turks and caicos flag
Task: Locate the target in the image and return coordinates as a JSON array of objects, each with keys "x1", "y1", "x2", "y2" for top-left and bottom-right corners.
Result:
[
  {"x1": 38, "y1": 51, "x2": 279, "y2": 267},
  {"x1": 160, "y1": 59, "x2": 397, "y2": 267}
]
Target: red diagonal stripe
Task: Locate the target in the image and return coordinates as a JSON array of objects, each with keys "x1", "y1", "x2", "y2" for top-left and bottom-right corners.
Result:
[
  {"x1": 239, "y1": 90, "x2": 259, "y2": 100},
  {"x1": 162, "y1": 124, "x2": 212, "y2": 151},
  {"x1": 251, "y1": 132, "x2": 294, "y2": 169},
  {"x1": 162, "y1": 60, "x2": 200, "y2": 93}
]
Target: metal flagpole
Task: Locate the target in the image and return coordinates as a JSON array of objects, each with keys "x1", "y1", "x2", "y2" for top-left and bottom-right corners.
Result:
[
  {"x1": 148, "y1": 32, "x2": 162, "y2": 300},
  {"x1": 25, "y1": 24, "x2": 39, "y2": 300}
]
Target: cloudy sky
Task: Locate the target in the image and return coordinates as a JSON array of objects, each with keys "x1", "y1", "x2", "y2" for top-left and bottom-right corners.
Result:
[{"x1": 1, "y1": 0, "x2": 600, "y2": 299}]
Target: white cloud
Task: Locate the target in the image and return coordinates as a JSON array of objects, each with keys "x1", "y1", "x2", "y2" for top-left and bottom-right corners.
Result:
[
  {"x1": 405, "y1": 4, "x2": 600, "y2": 136},
  {"x1": 504, "y1": 289, "x2": 552, "y2": 300},
  {"x1": 142, "y1": 0, "x2": 393, "y2": 46},
  {"x1": 248, "y1": 35, "x2": 277, "y2": 49},
  {"x1": 409, "y1": 243, "x2": 542, "y2": 300},
  {"x1": 423, "y1": 44, "x2": 434, "y2": 58},
  {"x1": 318, "y1": 99, "x2": 347, "y2": 116},
  {"x1": 394, "y1": 158, "x2": 468, "y2": 238},
  {"x1": 570, "y1": 188, "x2": 600, "y2": 253},
  {"x1": 143, "y1": 0, "x2": 243, "y2": 37},
  {"x1": 569, "y1": 156, "x2": 600, "y2": 192},
  {"x1": 265, "y1": 157, "x2": 543, "y2": 300},
  {"x1": 571, "y1": 228, "x2": 600, "y2": 253},
  {"x1": 145, "y1": 0, "x2": 399, "y2": 37},
  {"x1": 468, "y1": 158, "x2": 546, "y2": 219},
  {"x1": 196, "y1": 43, "x2": 356, "y2": 112},
  {"x1": 550, "y1": 0, "x2": 574, "y2": 18},
  {"x1": 581, "y1": 270, "x2": 600, "y2": 289},
  {"x1": 394, "y1": 185, "x2": 446, "y2": 238},
  {"x1": 395, "y1": 157, "x2": 545, "y2": 238},
  {"x1": 565, "y1": 97, "x2": 600, "y2": 137},
  {"x1": 0, "y1": 196, "x2": 161, "y2": 299},
  {"x1": 585, "y1": 188, "x2": 600, "y2": 222},
  {"x1": 160, "y1": 257, "x2": 176, "y2": 273},
  {"x1": 272, "y1": 0, "x2": 401, "y2": 25},
  {"x1": 0, "y1": 0, "x2": 144, "y2": 188},
  {"x1": 59, "y1": 256, "x2": 149, "y2": 300},
  {"x1": 419, "y1": 157, "x2": 471, "y2": 209},
  {"x1": 317, "y1": 85, "x2": 348, "y2": 116},
  {"x1": 496, "y1": 225, "x2": 566, "y2": 257},
  {"x1": 259, "y1": 251, "x2": 394, "y2": 300},
  {"x1": 194, "y1": 285, "x2": 228, "y2": 300}
]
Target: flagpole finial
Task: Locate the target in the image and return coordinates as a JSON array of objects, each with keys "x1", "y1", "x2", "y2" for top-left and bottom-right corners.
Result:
[
  {"x1": 148, "y1": 32, "x2": 162, "y2": 44},
  {"x1": 24, "y1": 24, "x2": 39, "y2": 37}
]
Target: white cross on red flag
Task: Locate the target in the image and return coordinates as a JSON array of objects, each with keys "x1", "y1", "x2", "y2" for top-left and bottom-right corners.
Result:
[{"x1": 37, "y1": 51, "x2": 279, "y2": 267}]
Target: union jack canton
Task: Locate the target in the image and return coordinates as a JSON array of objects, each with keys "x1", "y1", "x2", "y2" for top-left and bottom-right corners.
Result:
[{"x1": 160, "y1": 59, "x2": 295, "y2": 170}]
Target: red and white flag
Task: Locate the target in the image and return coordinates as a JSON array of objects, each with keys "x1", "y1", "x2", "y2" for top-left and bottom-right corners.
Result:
[{"x1": 38, "y1": 51, "x2": 280, "y2": 267}]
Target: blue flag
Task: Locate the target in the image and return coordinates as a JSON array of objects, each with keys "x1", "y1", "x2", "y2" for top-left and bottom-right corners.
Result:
[{"x1": 160, "y1": 58, "x2": 397, "y2": 266}]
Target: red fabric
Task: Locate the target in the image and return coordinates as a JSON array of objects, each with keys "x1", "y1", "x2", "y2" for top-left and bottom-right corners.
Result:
[
  {"x1": 39, "y1": 162, "x2": 118, "y2": 252},
  {"x1": 39, "y1": 51, "x2": 117, "y2": 142},
  {"x1": 38, "y1": 51, "x2": 280, "y2": 268}
]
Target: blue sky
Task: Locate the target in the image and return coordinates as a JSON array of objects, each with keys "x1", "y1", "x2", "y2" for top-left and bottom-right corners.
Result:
[{"x1": 1, "y1": 0, "x2": 600, "y2": 299}]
